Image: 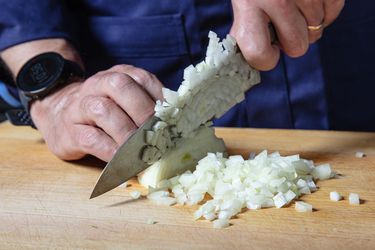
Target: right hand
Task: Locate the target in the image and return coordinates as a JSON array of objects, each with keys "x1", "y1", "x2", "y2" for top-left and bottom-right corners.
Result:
[
  {"x1": 30, "y1": 64, "x2": 164, "y2": 162},
  {"x1": 230, "y1": 0, "x2": 345, "y2": 70}
]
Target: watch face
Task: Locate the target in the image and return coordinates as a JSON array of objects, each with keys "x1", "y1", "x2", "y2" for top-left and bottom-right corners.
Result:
[{"x1": 16, "y1": 52, "x2": 65, "y2": 94}]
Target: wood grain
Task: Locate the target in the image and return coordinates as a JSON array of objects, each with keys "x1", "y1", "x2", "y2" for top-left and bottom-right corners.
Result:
[{"x1": 0, "y1": 122, "x2": 374, "y2": 249}]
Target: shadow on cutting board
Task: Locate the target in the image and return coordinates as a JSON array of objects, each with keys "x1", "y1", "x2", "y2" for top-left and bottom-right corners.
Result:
[{"x1": 70, "y1": 155, "x2": 106, "y2": 170}]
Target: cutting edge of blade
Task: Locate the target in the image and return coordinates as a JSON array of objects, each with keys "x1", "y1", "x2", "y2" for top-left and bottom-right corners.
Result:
[{"x1": 89, "y1": 116, "x2": 159, "y2": 199}]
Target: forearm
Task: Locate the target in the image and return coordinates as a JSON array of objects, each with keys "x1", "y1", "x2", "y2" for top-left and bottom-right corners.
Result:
[{"x1": 0, "y1": 39, "x2": 84, "y2": 77}]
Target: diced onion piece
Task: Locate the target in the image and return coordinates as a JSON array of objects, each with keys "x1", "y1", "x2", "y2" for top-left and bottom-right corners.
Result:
[
  {"x1": 246, "y1": 201, "x2": 261, "y2": 210},
  {"x1": 147, "y1": 190, "x2": 169, "y2": 200},
  {"x1": 312, "y1": 164, "x2": 332, "y2": 180},
  {"x1": 203, "y1": 212, "x2": 217, "y2": 221},
  {"x1": 273, "y1": 192, "x2": 287, "y2": 208},
  {"x1": 162, "y1": 88, "x2": 180, "y2": 107},
  {"x1": 179, "y1": 172, "x2": 196, "y2": 187},
  {"x1": 355, "y1": 151, "x2": 365, "y2": 158},
  {"x1": 349, "y1": 193, "x2": 360, "y2": 205},
  {"x1": 147, "y1": 218, "x2": 156, "y2": 225},
  {"x1": 299, "y1": 186, "x2": 311, "y2": 195},
  {"x1": 130, "y1": 190, "x2": 141, "y2": 199},
  {"x1": 213, "y1": 219, "x2": 230, "y2": 229},
  {"x1": 218, "y1": 210, "x2": 232, "y2": 220},
  {"x1": 120, "y1": 181, "x2": 128, "y2": 188},
  {"x1": 307, "y1": 180, "x2": 317, "y2": 192},
  {"x1": 285, "y1": 190, "x2": 296, "y2": 203},
  {"x1": 296, "y1": 179, "x2": 307, "y2": 188},
  {"x1": 150, "y1": 197, "x2": 177, "y2": 206},
  {"x1": 330, "y1": 191, "x2": 342, "y2": 201},
  {"x1": 157, "y1": 179, "x2": 171, "y2": 189},
  {"x1": 295, "y1": 201, "x2": 313, "y2": 212},
  {"x1": 194, "y1": 209, "x2": 203, "y2": 220}
]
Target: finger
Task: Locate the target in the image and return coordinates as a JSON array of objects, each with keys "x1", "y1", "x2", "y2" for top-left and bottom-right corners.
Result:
[
  {"x1": 323, "y1": 0, "x2": 345, "y2": 26},
  {"x1": 109, "y1": 65, "x2": 164, "y2": 101},
  {"x1": 262, "y1": 2, "x2": 309, "y2": 57},
  {"x1": 296, "y1": 0, "x2": 325, "y2": 43},
  {"x1": 77, "y1": 95, "x2": 137, "y2": 145},
  {"x1": 73, "y1": 124, "x2": 118, "y2": 162},
  {"x1": 230, "y1": 7, "x2": 280, "y2": 71},
  {"x1": 85, "y1": 72, "x2": 155, "y2": 126}
]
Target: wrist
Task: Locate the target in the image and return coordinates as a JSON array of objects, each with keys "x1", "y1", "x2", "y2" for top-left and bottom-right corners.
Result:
[
  {"x1": 29, "y1": 81, "x2": 83, "y2": 129},
  {"x1": 1, "y1": 38, "x2": 84, "y2": 77}
]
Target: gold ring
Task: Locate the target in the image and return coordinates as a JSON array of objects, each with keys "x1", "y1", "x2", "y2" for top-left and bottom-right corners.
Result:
[{"x1": 307, "y1": 24, "x2": 324, "y2": 31}]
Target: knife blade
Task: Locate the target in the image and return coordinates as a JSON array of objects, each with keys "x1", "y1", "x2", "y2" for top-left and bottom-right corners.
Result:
[{"x1": 90, "y1": 116, "x2": 159, "y2": 199}]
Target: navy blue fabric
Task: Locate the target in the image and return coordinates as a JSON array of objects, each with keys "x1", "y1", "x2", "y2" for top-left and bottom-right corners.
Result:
[
  {"x1": 318, "y1": 2, "x2": 375, "y2": 131},
  {"x1": 0, "y1": 0, "x2": 73, "y2": 50},
  {"x1": 0, "y1": 0, "x2": 374, "y2": 131}
]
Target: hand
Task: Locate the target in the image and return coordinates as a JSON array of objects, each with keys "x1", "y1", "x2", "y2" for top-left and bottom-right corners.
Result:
[
  {"x1": 230, "y1": 0, "x2": 345, "y2": 70},
  {"x1": 30, "y1": 65, "x2": 164, "y2": 162}
]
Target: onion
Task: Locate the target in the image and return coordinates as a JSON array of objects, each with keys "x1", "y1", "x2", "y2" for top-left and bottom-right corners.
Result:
[
  {"x1": 142, "y1": 31, "x2": 260, "y2": 164},
  {"x1": 138, "y1": 127, "x2": 226, "y2": 188},
  {"x1": 330, "y1": 191, "x2": 342, "y2": 201},
  {"x1": 273, "y1": 192, "x2": 287, "y2": 208},
  {"x1": 312, "y1": 164, "x2": 332, "y2": 180},
  {"x1": 147, "y1": 218, "x2": 156, "y2": 225},
  {"x1": 120, "y1": 181, "x2": 128, "y2": 188},
  {"x1": 213, "y1": 219, "x2": 230, "y2": 229},
  {"x1": 130, "y1": 190, "x2": 141, "y2": 199},
  {"x1": 142, "y1": 150, "x2": 335, "y2": 228},
  {"x1": 355, "y1": 151, "x2": 365, "y2": 158},
  {"x1": 295, "y1": 201, "x2": 313, "y2": 212},
  {"x1": 349, "y1": 193, "x2": 360, "y2": 205}
]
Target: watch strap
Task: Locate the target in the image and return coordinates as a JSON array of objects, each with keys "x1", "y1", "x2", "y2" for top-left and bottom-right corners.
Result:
[{"x1": 5, "y1": 109, "x2": 35, "y2": 127}]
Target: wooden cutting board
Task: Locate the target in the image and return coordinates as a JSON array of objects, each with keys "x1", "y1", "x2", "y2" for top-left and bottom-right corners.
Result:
[{"x1": 0, "y1": 121, "x2": 374, "y2": 249}]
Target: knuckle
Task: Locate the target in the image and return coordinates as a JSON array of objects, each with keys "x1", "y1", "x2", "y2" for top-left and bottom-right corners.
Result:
[
  {"x1": 77, "y1": 127, "x2": 99, "y2": 150},
  {"x1": 107, "y1": 72, "x2": 134, "y2": 91},
  {"x1": 269, "y1": 0, "x2": 292, "y2": 17},
  {"x1": 87, "y1": 72, "x2": 105, "y2": 82},
  {"x1": 110, "y1": 64, "x2": 133, "y2": 72},
  {"x1": 136, "y1": 69, "x2": 154, "y2": 84},
  {"x1": 243, "y1": 45, "x2": 267, "y2": 63},
  {"x1": 86, "y1": 97, "x2": 112, "y2": 117}
]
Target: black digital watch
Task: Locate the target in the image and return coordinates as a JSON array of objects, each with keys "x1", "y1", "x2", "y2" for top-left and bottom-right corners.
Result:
[{"x1": 6, "y1": 52, "x2": 85, "y2": 127}]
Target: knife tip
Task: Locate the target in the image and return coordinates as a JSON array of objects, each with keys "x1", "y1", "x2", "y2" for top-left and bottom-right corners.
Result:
[{"x1": 89, "y1": 189, "x2": 100, "y2": 199}]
